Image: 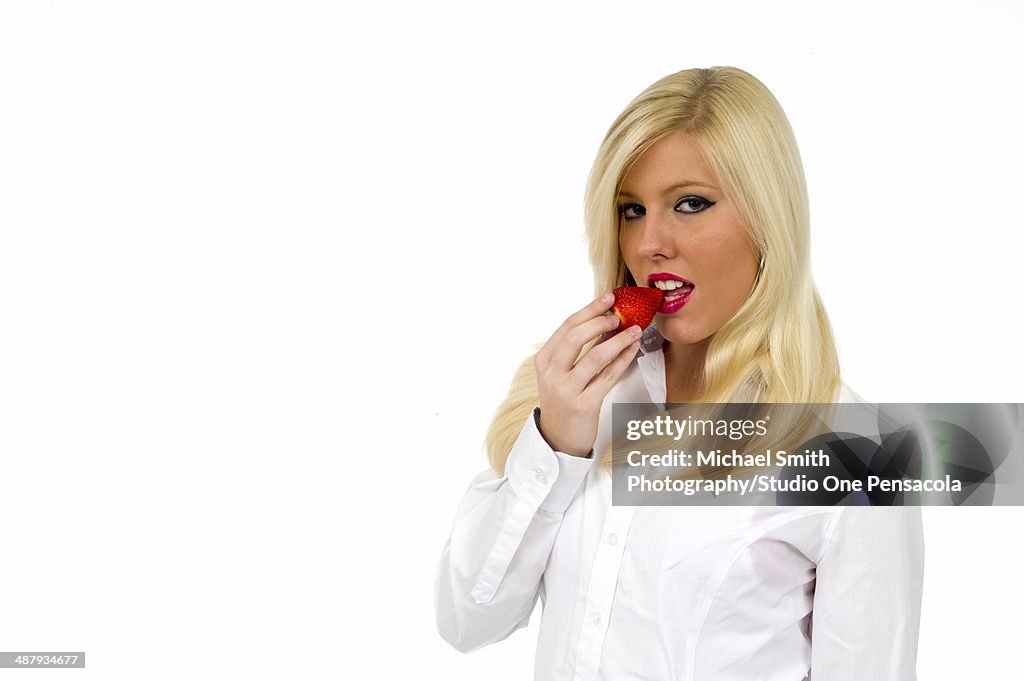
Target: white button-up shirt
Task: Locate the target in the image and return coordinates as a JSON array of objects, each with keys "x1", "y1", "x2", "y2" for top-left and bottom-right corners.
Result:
[{"x1": 436, "y1": 328, "x2": 925, "y2": 680}]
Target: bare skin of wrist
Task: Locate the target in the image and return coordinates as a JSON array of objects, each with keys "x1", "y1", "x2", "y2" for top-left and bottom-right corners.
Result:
[{"x1": 537, "y1": 411, "x2": 592, "y2": 458}]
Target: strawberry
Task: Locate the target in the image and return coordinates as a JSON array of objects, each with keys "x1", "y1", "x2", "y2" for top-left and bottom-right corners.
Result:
[{"x1": 605, "y1": 286, "x2": 664, "y2": 331}]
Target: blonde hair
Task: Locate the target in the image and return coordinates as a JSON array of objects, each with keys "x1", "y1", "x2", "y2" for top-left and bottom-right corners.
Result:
[{"x1": 485, "y1": 66, "x2": 840, "y2": 476}]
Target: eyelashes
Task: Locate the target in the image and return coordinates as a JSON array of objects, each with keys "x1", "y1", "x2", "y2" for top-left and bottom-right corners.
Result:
[
  {"x1": 617, "y1": 196, "x2": 716, "y2": 221},
  {"x1": 618, "y1": 203, "x2": 646, "y2": 220},
  {"x1": 675, "y1": 196, "x2": 716, "y2": 214}
]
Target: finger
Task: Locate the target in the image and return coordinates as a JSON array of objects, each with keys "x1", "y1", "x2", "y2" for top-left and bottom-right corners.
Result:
[
  {"x1": 547, "y1": 292, "x2": 615, "y2": 349},
  {"x1": 582, "y1": 336, "x2": 642, "y2": 398},
  {"x1": 594, "y1": 327, "x2": 623, "y2": 347},
  {"x1": 548, "y1": 312, "x2": 622, "y2": 372},
  {"x1": 568, "y1": 324, "x2": 641, "y2": 392},
  {"x1": 537, "y1": 292, "x2": 615, "y2": 367}
]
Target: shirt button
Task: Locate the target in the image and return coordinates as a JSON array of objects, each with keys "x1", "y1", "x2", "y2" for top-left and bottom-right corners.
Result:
[
  {"x1": 589, "y1": 611, "x2": 602, "y2": 625},
  {"x1": 606, "y1": 533, "x2": 618, "y2": 546},
  {"x1": 534, "y1": 469, "x2": 548, "y2": 485}
]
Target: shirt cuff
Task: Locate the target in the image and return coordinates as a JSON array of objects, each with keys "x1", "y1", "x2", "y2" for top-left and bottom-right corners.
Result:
[{"x1": 505, "y1": 408, "x2": 595, "y2": 514}]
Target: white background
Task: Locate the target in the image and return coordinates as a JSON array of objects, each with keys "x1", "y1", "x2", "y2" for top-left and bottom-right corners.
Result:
[{"x1": 1, "y1": 0, "x2": 1022, "y2": 678}]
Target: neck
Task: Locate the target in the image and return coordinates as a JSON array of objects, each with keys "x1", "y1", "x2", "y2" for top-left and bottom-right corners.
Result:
[{"x1": 663, "y1": 339, "x2": 709, "y2": 403}]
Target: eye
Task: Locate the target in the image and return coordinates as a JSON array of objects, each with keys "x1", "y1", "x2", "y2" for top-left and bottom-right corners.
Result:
[
  {"x1": 618, "y1": 203, "x2": 646, "y2": 220},
  {"x1": 675, "y1": 196, "x2": 716, "y2": 214}
]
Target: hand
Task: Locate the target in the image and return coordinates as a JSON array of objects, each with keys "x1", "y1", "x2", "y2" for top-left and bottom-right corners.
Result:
[{"x1": 534, "y1": 292, "x2": 642, "y2": 457}]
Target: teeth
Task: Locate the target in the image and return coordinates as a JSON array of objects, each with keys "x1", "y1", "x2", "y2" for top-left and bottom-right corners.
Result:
[{"x1": 653, "y1": 279, "x2": 689, "y2": 291}]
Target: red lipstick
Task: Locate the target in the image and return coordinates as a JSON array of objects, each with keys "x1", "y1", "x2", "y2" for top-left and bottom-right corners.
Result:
[{"x1": 646, "y1": 272, "x2": 695, "y2": 314}]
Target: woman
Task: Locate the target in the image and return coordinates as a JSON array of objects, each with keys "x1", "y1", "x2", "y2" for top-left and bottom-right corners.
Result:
[{"x1": 435, "y1": 66, "x2": 924, "y2": 680}]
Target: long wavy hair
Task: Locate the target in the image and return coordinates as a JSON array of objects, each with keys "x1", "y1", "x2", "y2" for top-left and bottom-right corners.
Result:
[{"x1": 485, "y1": 66, "x2": 840, "y2": 476}]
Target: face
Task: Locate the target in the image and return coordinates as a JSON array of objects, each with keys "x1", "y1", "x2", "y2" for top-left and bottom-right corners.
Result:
[{"x1": 617, "y1": 130, "x2": 760, "y2": 348}]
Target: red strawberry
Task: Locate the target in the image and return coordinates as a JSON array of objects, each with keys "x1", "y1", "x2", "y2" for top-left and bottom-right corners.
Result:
[{"x1": 606, "y1": 286, "x2": 663, "y2": 331}]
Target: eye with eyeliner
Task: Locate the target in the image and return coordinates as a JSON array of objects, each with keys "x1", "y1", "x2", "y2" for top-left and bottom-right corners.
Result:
[
  {"x1": 675, "y1": 196, "x2": 715, "y2": 214},
  {"x1": 617, "y1": 196, "x2": 715, "y2": 220},
  {"x1": 618, "y1": 203, "x2": 645, "y2": 220}
]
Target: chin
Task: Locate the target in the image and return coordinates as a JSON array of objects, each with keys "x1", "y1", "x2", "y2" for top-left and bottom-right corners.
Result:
[{"x1": 656, "y1": 317, "x2": 712, "y2": 347}]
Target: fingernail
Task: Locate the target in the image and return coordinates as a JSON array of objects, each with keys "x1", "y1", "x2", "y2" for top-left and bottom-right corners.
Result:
[
  {"x1": 631, "y1": 326, "x2": 642, "y2": 339},
  {"x1": 602, "y1": 292, "x2": 614, "y2": 303}
]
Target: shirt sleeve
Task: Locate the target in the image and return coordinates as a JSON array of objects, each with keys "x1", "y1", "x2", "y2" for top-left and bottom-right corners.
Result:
[
  {"x1": 435, "y1": 408, "x2": 595, "y2": 652},
  {"x1": 809, "y1": 505, "x2": 925, "y2": 680}
]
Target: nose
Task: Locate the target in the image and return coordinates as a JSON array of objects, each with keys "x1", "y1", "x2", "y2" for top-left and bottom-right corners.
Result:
[{"x1": 633, "y1": 210, "x2": 677, "y2": 262}]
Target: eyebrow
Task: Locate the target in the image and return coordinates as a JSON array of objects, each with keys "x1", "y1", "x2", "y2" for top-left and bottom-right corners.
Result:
[{"x1": 617, "y1": 181, "x2": 719, "y2": 200}]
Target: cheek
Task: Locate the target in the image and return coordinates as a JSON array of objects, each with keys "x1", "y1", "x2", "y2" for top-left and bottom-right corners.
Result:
[
  {"x1": 618, "y1": 229, "x2": 637, "y2": 270},
  {"x1": 695, "y1": 234, "x2": 757, "y2": 301},
  {"x1": 687, "y1": 238, "x2": 735, "y2": 279},
  {"x1": 702, "y1": 227, "x2": 748, "y2": 261},
  {"x1": 617, "y1": 228, "x2": 630, "y2": 257}
]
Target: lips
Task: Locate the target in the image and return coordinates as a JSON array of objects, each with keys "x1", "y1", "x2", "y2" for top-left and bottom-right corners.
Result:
[{"x1": 647, "y1": 273, "x2": 695, "y2": 314}]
